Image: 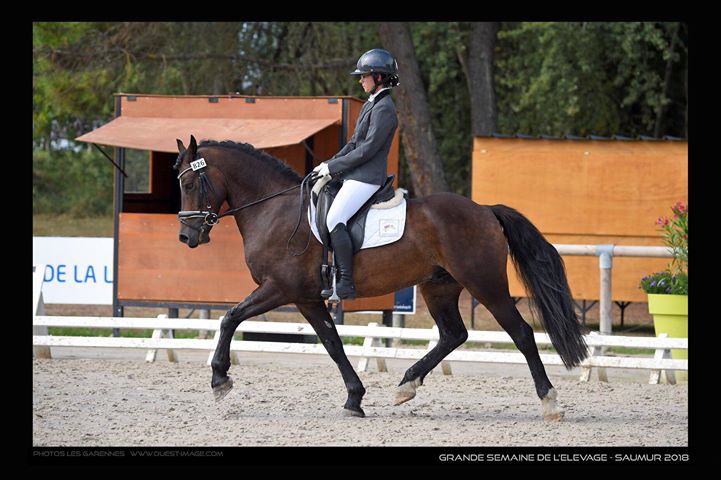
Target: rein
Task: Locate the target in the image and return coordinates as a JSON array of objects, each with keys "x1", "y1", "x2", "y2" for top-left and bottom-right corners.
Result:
[{"x1": 177, "y1": 157, "x2": 318, "y2": 256}]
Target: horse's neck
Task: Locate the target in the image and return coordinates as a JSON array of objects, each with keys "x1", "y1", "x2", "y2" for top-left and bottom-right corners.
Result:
[{"x1": 219, "y1": 152, "x2": 297, "y2": 236}]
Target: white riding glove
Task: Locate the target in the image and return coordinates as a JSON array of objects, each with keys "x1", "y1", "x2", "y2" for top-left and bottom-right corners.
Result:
[{"x1": 312, "y1": 162, "x2": 330, "y2": 177}]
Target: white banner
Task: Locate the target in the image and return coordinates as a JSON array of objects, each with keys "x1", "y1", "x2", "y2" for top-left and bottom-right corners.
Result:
[{"x1": 32, "y1": 237, "x2": 113, "y2": 305}]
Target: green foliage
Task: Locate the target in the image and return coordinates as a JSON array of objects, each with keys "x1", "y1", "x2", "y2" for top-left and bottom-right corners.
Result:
[
  {"x1": 411, "y1": 22, "x2": 472, "y2": 196},
  {"x1": 640, "y1": 271, "x2": 688, "y2": 295},
  {"x1": 33, "y1": 21, "x2": 688, "y2": 210},
  {"x1": 639, "y1": 202, "x2": 688, "y2": 296},
  {"x1": 495, "y1": 22, "x2": 686, "y2": 137},
  {"x1": 33, "y1": 148, "x2": 113, "y2": 216}
]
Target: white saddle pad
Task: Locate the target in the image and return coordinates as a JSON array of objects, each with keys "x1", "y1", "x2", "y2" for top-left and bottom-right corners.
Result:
[{"x1": 308, "y1": 191, "x2": 407, "y2": 250}]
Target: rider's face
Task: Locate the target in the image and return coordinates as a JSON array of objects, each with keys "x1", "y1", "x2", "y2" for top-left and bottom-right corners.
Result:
[{"x1": 359, "y1": 73, "x2": 376, "y2": 93}]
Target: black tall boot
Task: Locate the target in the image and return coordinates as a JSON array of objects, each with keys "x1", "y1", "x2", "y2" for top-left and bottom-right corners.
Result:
[{"x1": 329, "y1": 223, "x2": 357, "y2": 300}]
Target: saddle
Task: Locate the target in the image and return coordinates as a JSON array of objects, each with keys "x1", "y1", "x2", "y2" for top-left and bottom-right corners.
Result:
[{"x1": 312, "y1": 175, "x2": 396, "y2": 254}]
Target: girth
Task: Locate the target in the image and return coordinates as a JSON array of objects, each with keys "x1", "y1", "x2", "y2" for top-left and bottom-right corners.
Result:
[{"x1": 312, "y1": 175, "x2": 395, "y2": 253}]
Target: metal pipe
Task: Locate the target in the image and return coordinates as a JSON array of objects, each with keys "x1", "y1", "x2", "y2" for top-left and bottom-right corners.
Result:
[
  {"x1": 554, "y1": 244, "x2": 672, "y2": 258},
  {"x1": 596, "y1": 245, "x2": 614, "y2": 336},
  {"x1": 469, "y1": 243, "x2": 674, "y2": 335}
]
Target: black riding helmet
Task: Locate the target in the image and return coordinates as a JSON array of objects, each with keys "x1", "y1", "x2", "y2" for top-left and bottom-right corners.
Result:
[{"x1": 351, "y1": 48, "x2": 400, "y2": 88}]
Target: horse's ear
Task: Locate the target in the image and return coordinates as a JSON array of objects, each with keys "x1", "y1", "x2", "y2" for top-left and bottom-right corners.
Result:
[
  {"x1": 188, "y1": 135, "x2": 198, "y2": 159},
  {"x1": 176, "y1": 139, "x2": 185, "y2": 153}
]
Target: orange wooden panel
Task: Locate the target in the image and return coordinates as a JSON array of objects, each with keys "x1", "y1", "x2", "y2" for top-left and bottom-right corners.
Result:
[
  {"x1": 119, "y1": 95, "x2": 345, "y2": 120},
  {"x1": 312, "y1": 125, "x2": 342, "y2": 166},
  {"x1": 472, "y1": 138, "x2": 688, "y2": 237},
  {"x1": 118, "y1": 213, "x2": 256, "y2": 304},
  {"x1": 118, "y1": 213, "x2": 398, "y2": 310},
  {"x1": 264, "y1": 143, "x2": 306, "y2": 175},
  {"x1": 343, "y1": 293, "x2": 395, "y2": 312},
  {"x1": 78, "y1": 116, "x2": 340, "y2": 153},
  {"x1": 346, "y1": 98, "x2": 363, "y2": 141},
  {"x1": 472, "y1": 138, "x2": 687, "y2": 302}
]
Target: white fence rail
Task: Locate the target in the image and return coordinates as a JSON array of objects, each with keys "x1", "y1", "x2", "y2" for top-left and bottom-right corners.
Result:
[{"x1": 33, "y1": 315, "x2": 687, "y2": 385}]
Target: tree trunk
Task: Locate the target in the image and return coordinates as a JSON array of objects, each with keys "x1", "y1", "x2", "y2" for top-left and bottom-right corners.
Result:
[
  {"x1": 379, "y1": 22, "x2": 449, "y2": 196},
  {"x1": 467, "y1": 22, "x2": 499, "y2": 136},
  {"x1": 654, "y1": 22, "x2": 681, "y2": 138}
]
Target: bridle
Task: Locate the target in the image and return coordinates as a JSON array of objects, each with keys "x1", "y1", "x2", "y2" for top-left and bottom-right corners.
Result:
[{"x1": 176, "y1": 155, "x2": 317, "y2": 255}]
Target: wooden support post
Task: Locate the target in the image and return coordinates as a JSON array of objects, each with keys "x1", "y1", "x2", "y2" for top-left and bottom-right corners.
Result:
[
  {"x1": 356, "y1": 322, "x2": 387, "y2": 373},
  {"x1": 145, "y1": 315, "x2": 178, "y2": 363},
  {"x1": 649, "y1": 333, "x2": 676, "y2": 385},
  {"x1": 579, "y1": 331, "x2": 600, "y2": 382},
  {"x1": 198, "y1": 309, "x2": 211, "y2": 339},
  {"x1": 207, "y1": 319, "x2": 239, "y2": 366},
  {"x1": 427, "y1": 325, "x2": 452, "y2": 375}
]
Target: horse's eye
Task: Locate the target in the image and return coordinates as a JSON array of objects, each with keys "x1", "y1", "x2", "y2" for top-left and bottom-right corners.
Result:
[{"x1": 183, "y1": 182, "x2": 194, "y2": 192}]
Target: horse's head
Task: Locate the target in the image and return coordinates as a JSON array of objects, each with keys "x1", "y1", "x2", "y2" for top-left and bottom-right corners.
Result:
[{"x1": 175, "y1": 135, "x2": 227, "y2": 248}]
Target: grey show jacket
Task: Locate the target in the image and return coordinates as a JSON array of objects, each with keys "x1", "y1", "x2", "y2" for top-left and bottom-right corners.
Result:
[{"x1": 326, "y1": 89, "x2": 398, "y2": 186}]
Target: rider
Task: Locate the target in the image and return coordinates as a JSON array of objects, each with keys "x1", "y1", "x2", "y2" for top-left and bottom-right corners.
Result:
[{"x1": 312, "y1": 48, "x2": 400, "y2": 300}]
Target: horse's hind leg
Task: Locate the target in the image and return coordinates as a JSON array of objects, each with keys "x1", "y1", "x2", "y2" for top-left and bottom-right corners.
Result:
[
  {"x1": 477, "y1": 293, "x2": 563, "y2": 421},
  {"x1": 395, "y1": 271, "x2": 467, "y2": 405},
  {"x1": 296, "y1": 301, "x2": 367, "y2": 417}
]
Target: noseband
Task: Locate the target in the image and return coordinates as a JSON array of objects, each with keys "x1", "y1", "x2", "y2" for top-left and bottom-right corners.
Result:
[{"x1": 177, "y1": 158, "x2": 220, "y2": 234}]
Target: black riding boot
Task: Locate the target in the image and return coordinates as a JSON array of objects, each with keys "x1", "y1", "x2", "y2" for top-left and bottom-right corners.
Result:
[{"x1": 330, "y1": 223, "x2": 357, "y2": 300}]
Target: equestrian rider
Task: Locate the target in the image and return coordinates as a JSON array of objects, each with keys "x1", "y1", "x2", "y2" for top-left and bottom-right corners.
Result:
[{"x1": 312, "y1": 48, "x2": 400, "y2": 300}]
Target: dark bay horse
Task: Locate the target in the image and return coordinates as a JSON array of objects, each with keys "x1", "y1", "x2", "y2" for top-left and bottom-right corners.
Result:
[{"x1": 175, "y1": 135, "x2": 587, "y2": 421}]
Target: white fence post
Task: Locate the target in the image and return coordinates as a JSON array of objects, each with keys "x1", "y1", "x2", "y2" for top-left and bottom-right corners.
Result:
[
  {"x1": 580, "y1": 331, "x2": 599, "y2": 382},
  {"x1": 357, "y1": 322, "x2": 387, "y2": 373},
  {"x1": 145, "y1": 315, "x2": 178, "y2": 363},
  {"x1": 427, "y1": 325, "x2": 452, "y2": 375},
  {"x1": 207, "y1": 317, "x2": 239, "y2": 366},
  {"x1": 198, "y1": 309, "x2": 212, "y2": 339},
  {"x1": 33, "y1": 265, "x2": 52, "y2": 359},
  {"x1": 649, "y1": 333, "x2": 676, "y2": 385}
]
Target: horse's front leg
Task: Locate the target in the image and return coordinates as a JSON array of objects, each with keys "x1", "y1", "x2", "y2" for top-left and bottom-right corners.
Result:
[
  {"x1": 211, "y1": 283, "x2": 286, "y2": 401},
  {"x1": 296, "y1": 302, "x2": 367, "y2": 417}
]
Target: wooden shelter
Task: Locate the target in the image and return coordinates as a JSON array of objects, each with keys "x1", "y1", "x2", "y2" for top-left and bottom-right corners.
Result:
[
  {"x1": 472, "y1": 135, "x2": 687, "y2": 303},
  {"x1": 76, "y1": 93, "x2": 400, "y2": 318}
]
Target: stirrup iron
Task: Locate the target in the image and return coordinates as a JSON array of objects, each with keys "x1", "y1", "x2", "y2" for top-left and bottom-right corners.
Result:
[{"x1": 328, "y1": 269, "x2": 341, "y2": 303}]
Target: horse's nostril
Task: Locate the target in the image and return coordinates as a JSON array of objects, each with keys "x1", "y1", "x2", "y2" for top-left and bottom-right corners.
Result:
[{"x1": 179, "y1": 233, "x2": 189, "y2": 244}]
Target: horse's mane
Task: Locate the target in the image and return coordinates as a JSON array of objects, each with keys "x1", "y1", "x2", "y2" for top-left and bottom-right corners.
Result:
[{"x1": 198, "y1": 140, "x2": 302, "y2": 183}]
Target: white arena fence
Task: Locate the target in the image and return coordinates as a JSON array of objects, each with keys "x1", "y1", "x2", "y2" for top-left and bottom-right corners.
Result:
[
  {"x1": 33, "y1": 315, "x2": 687, "y2": 385},
  {"x1": 33, "y1": 264, "x2": 687, "y2": 385}
]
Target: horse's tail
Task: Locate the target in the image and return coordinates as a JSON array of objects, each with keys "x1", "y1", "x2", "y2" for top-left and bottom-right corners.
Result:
[{"x1": 490, "y1": 204, "x2": 588, "y2": 369}]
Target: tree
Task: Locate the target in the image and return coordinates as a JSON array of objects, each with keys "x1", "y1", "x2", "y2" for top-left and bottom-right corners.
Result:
[
  {"x1": 379, "y1": 22, "x2": 450, "y2": 196},
  {"x1": 466, "y1": 22, "x2": 499, "y2": 136},
  {"x1": 494, "y1": 22, "x2": 687, "y2": 138}
]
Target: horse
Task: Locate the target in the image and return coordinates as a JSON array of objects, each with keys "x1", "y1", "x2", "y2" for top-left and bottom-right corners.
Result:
[{"x1": 174, "y1": 135, "x2": 588, "y2": 421}]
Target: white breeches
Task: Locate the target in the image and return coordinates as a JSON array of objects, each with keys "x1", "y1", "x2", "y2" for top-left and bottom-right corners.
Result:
[{"x1": 326, "y1": 179, "x2": 381, "y2": 231}]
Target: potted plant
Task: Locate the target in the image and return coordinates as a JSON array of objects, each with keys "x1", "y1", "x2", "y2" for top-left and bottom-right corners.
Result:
[{"x1": 639, "y1": 202, "x2": 688, "y2": 378}]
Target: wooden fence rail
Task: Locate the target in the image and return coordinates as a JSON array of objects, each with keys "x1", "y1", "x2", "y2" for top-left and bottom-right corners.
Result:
[{"x1": 33, "y1": 315, "x2": 687, "y2": 385}]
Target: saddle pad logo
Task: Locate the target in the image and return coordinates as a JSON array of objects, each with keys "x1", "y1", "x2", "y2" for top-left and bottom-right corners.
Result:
[{"x1": 379, "y1": 219, "x2": 400, "y2": 237}]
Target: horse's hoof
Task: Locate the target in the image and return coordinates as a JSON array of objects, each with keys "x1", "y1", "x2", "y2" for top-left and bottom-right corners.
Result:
[
  {"x1": 541, "y1": 387, "x2": 564, "y2": 421},
  {"x1": 394, "y1": 378, "x2": 421, "y2": 406},
  {"x1": 543, "y1": 411, "x2": 564, "y2": 421},
  {"x1": 342, "y1": 408, "x2": 365, "y2": 418},
  {"x1": 212, "y1": 377, "x2": 234, "y2": 402}
]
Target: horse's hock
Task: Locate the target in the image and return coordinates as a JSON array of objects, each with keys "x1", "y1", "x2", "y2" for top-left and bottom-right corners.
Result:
[{"x1": 76, "y1": 94, "x2": 400, "y2": 316}]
